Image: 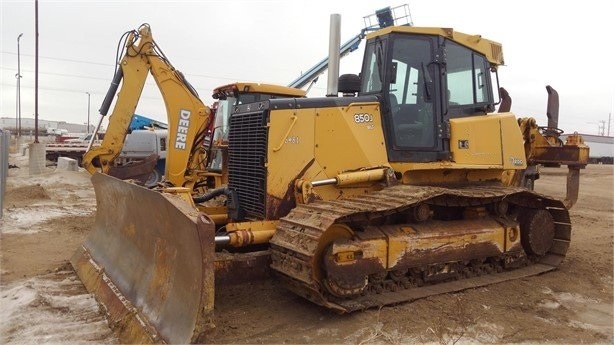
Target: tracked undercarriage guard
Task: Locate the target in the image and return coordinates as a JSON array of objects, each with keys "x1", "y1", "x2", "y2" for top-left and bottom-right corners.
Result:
[
  {"x1": 270, "y1": 185, "x2": 572, "y2": 312},
  {"x1": 71, "y1": 173, "x2": 216, "y2": 344}
]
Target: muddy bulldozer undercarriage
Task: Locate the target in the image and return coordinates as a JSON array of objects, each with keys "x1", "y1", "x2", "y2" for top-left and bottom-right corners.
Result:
[{"x1": 271, "y1": 183, "x2": 570, "y2": 312}]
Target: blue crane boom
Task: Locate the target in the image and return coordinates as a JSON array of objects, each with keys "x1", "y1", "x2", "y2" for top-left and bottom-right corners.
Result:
[{"x1": 287, "y1": 4, "x2": 413, "y2": 90}]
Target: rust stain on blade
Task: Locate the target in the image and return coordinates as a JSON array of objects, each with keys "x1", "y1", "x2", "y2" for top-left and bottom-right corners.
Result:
[{"x1": 70, "y1": 173, "x2": 216, "y2": 344}]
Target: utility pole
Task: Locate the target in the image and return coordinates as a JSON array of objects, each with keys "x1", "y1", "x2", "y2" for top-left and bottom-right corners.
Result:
[
  {"x1": 86, "y1": 92, "x2": 91, "y2": 133},
  {"x1": 15, "y1": 75, "x2": 18, "y2": 134},
  {"x1": 598, "y1": 120, "x2": 606, "y2": 136},
  {"x1": 34, "y1": 0, "x2": 39, "y2": 143},
  {"x1": 608, "y1": 113, "x2": 611, "y2": 136},
  {"x1": 16, "y1": 33, "x2": 23, "y2": 137}
]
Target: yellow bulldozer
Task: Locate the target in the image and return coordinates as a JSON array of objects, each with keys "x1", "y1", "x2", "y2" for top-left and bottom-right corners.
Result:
[{"x1": 71, "y1": 11, "x2": 588, "y2": 344}]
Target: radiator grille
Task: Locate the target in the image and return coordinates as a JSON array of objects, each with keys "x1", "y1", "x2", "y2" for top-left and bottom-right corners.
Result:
[{"x1": 228, "y1": 109, "x2": 268, "y2": 220}]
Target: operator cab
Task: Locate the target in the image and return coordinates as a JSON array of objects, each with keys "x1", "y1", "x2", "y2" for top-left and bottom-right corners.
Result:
[{"x1": 358, "y1": 27, "x2": 501, "y2": 163}]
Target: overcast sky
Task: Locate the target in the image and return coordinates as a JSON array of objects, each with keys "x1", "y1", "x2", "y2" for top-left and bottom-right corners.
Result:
[{"x1": 1, "y1": 0, "x2": 612, "y2": 135}]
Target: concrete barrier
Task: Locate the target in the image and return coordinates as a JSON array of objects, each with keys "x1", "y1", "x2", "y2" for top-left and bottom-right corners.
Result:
[
  {"x1": 57, "y1": 157, "x2": 79, "y2": 171},
  {"x1": 28, "y1": 142, "x2": 46, "y2": 175}
]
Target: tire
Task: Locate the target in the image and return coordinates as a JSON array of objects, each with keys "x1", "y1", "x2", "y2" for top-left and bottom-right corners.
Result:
[{"x1": 144, "y1": 169, "x2": 162, "y2": 188}]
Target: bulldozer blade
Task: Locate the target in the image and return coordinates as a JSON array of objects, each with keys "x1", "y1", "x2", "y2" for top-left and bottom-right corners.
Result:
[{"x1": 71, "y1": 173, "x2": 215, "y2": 344}]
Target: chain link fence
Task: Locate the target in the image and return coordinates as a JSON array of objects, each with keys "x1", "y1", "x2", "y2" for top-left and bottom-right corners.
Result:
[{"x1": 0, "y1": 130, "x2": 10, "y2": 218}]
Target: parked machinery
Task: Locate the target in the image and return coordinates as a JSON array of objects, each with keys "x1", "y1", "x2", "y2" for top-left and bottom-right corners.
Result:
[{"x1": 72, "y1": 12, "x2": 588, "y2": 344}]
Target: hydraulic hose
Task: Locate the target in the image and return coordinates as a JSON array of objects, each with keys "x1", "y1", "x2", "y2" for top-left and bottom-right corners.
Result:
[
  {"x1": 192, "y1": 187, "x2": 229, "y2": 203},
  {"x1": 99, "y1": 68, "x2": 124, "y2": 116}
]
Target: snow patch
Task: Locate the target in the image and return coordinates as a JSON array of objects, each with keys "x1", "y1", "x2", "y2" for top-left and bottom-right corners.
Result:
[
  {"x1": 1, "y1": 205, "x2": 95, "y2": 234},
  {"x1": 0, "y1": 271, "x2": 116, "y2": 344},
  {"x1": 538, "y1": 299, "x2": 561, "y2": 309},
  {"x1": 540, "y1": 286, "x2": 613, "y2": 334}
]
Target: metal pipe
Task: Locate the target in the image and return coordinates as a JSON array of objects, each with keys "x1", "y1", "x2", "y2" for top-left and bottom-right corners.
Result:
[
  {"x1": 86, "y1": 115, "x2": 105, "y2": 152},
  {"x1": 16, "y1": 33, "x2": 23, "y2": 137},
  {"x1": 34, "y1": 0, "x2": 39, "y2": 143},
  {"x1": 215, "y1": 235, "x2": 231, "y2": 246},
  {"x1": 14, "y1": 73, "x2": 18, "y2": 135},
  {"x1": 86, "y1": 92, "x2": 91, "y2": 133},
  {"x1": 326, "y1": 14, "x2": 341, "y2": 97},
  {"x1": 311, "y1": 178, "x2": 337, "y2": 187}
]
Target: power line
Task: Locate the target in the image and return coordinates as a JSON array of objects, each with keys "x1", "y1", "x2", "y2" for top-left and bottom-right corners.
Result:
[
  {"x1": 1, "y1": 51, "x2": 113, "y2": 67},
  {"x1": 0, "y1": 66, "x2": 245, "y2": 93},
  {"x1": 0, "y1": 66, "x2": 111, "y2": 81},
  {"x1": 0, "y1": 82, "x2": 171, "y2": 101},
  {"x1": 1, "y1": 51, "x2": 268, "y2": 83}
]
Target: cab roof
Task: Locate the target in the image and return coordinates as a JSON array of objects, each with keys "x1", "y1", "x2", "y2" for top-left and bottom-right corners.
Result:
[{"x1": 366, "y1": 26, "x2": 504, "y2": 66}]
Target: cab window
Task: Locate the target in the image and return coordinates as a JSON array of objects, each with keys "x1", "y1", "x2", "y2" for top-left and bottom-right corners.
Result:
[
  {"x1": 388, "y1": 36, "x2": 435, "y2": 149},
  {"x1": 445, "y1": 41, "x2": 490, "y2": 107},
  {"x1": 361, "y1": 42, "x2": 383, "y2": 93}
]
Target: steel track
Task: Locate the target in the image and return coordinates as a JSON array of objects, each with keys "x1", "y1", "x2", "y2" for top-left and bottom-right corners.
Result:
[{"x1": 270, "y1": 184, "x2": 570, "y2": 312}]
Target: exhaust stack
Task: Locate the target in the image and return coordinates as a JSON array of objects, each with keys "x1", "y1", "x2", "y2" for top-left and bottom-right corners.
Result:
[
  {"x1": 326, "y1": 14, "x2": 341, "y2": 96},
  {"x1": 545, "y1": 85, "x2": 559, "y2": 130}
]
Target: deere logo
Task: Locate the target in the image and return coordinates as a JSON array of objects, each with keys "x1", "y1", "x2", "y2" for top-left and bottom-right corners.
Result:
[{"x1": 175, "y1": 109, "x2": 190, "y2": 149}]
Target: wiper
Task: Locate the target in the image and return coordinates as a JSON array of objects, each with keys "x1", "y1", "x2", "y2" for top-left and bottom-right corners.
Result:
[
  {"x1": 421, "y1": 62, "x2": 433, "y2": 102},
  {"x1": 375, "y1": 38, "x2": 384, "y2": 83}
]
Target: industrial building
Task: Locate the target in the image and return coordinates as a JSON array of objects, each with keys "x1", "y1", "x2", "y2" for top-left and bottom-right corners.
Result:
[{"x1": 0, "y1": 117, "x2": 92, "y2": 135}]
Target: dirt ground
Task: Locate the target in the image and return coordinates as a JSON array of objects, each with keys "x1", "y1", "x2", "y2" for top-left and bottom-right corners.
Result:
[{"x1": 1, "y1": 149, "x2": 612, "y2": 344}]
